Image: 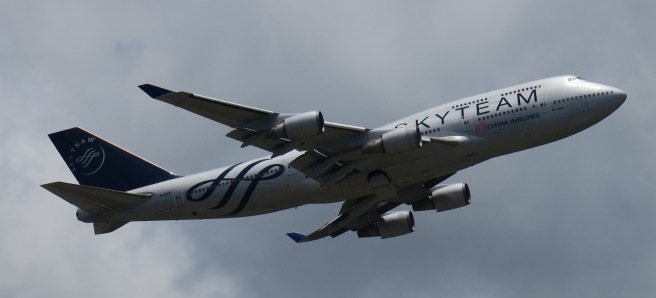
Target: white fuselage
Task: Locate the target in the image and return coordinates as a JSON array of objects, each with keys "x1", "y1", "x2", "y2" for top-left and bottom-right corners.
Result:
[{"x1": 88, "y1": 76, "x2": 625, "y2": 223}]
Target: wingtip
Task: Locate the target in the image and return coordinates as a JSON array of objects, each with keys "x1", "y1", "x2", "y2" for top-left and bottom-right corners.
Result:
[
  {"x1": 286, "y1": 232, "x2": 307, "y2": 243},
  {"x1": 138, "y1": 84, "x2": 173, "y2": 98}
]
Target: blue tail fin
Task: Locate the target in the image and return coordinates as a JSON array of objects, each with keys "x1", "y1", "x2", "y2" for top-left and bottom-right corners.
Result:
[{"x1": 48, "y1": 127, "x2": 179, "y2": 191}]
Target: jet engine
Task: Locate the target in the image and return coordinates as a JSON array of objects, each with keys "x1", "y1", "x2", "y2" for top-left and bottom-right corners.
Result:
[
  {"x1": 412, "y1": 183, "x2": 471, "y2": 212},
  {"x1": 362, "y1": 126, "x2": 421, "y2": 154},
  {"x1": 357, "y1": 210, "x2": 415, "y2": 239},
  {"x1": 268, "y1": 111, "x2": 325, "y2": 140}
]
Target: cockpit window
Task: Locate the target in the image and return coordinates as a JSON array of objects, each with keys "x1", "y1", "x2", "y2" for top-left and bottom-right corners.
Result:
[{"x1": 568, "y1": 76, "x2": 584, "y2": 82}]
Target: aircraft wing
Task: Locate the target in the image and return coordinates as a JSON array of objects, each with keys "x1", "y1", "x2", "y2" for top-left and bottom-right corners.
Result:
[
  {"x1": 139, "y1": 84, "x2": 368, "y2": 157},
  {"x1": 288, "y1": 201, "x2": 402, "y2": 243},
  {"x1": 288, "y1": 173, "x2": 456, "y2": 243},
  {"x1": 140, "y1": 84, "x2": 377, "y2": 185}
]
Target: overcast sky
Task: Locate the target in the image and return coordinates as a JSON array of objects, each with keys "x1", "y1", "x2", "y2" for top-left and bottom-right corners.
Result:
[{"x1": 2, "y1": 1, "x2": 655, "y2": 297}]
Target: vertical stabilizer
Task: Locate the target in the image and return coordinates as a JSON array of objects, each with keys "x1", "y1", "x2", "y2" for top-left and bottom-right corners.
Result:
[{"x1": 48, "y1": 127, "x2": 179, "y2": 191}]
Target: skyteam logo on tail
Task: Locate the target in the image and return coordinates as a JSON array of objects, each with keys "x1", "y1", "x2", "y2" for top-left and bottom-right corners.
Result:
[{"x1": 67, "y1": 137, "x2": 105, "y2": 175}]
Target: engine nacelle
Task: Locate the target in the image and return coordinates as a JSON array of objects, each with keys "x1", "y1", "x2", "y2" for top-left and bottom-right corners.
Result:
[
  {"x1": 412, "y1": 183, "x2": 471, "y2": 212},
  {"x1": 362, "y1": 126, "x2": 422, "y2": 154},
  {"x1": 269, "y1": 111, "x2": 325, "y2": 140},
  {"x1": 357, "y1": 211, "x2": 415, "y2": 239}
]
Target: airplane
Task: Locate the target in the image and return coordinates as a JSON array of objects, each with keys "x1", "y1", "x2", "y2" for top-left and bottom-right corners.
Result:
[{"x1": 42, "y1": 75, "x2": 626, "y2": 242}]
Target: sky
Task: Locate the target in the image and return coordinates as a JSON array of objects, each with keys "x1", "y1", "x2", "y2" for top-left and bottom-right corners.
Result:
[{"x1": 1, "y1": 1, "x2": 654, "y2": 297}]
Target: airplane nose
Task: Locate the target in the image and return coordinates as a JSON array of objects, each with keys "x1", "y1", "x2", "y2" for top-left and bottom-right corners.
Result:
[
  {"x1": 614, "y1": 88, "x2": 627, "y2": 104},
  {"x1": 608, "y1": 87, "x2": 627, "y2": 109},
  {"x1": 584, "y1": 81, "x2": 627, "y2": 116}
]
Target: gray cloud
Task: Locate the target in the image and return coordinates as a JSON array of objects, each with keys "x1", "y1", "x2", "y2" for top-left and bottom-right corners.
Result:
[{"x1": 1, "y1": 1, "x2": 654, "y2": 297}]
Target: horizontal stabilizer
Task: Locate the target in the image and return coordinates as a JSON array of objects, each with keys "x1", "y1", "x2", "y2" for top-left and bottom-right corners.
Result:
[
  {"x1": 94, "y1": 221, "x2": 129, "y2": 235},
  {"x1": 41, "y1": 181, "x2": 151, "y2": 213}
]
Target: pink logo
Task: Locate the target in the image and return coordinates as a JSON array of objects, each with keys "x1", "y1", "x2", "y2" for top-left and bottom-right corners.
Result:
[{"x1": 475, "y1": 122, "x2": 486, "y2": 133}]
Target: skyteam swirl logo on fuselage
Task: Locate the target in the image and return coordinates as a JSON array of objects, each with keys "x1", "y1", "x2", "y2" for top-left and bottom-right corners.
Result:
[
  {"x1": 186, "y1": 159, "x2": 286, "y2": 215},
  {"x1": 66, "y1": 137, "x2": 105, "y2": 175}
]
